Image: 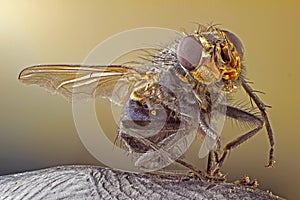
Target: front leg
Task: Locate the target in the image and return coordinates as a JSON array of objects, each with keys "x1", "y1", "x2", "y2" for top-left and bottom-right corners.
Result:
[{"x1": 241, "y1": 79, "x2": 275, "y2": 167}]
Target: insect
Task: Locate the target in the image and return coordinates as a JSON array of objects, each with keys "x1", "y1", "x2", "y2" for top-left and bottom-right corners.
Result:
[{"x1": 18, "y1": 24, "x2": 275, "y2": 181}]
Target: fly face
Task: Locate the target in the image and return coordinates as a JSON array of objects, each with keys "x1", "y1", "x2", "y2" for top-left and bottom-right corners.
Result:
[
  {"x1": 176, "y1": 26, "x2": 244, "y2": 93},
  {"x1": 18, "y1": 24, "x2": 275, "y2": 180}
]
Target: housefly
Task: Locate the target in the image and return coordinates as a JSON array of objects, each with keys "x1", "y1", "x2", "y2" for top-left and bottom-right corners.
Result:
[{"x1": 18, "y1": 24, "x2": 275, "y2": 181}]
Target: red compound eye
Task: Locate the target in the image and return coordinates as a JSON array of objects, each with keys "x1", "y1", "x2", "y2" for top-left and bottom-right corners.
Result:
[
  {"x1": 223, "y1": 30, "x2": 244, "y2": 59},
  {"x1": 176, "y1": 36, "x2": 202, "y2": 70}
]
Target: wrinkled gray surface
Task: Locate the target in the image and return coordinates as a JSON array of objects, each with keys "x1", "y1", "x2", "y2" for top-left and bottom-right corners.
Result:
[{"x1": 0, "y1": 165, "x2": 284, "y2": 200}]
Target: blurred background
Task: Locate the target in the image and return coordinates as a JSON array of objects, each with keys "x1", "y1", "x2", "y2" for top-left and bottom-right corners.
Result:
[{"x1": 0, "y1": 0, "x2": 299, "y2": 199}]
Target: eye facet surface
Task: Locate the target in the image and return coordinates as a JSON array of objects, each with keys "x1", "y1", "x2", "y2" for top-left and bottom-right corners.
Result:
[
  {"x1": 223, "y1": 30, "x2": 244, "y2": 58},
  {"x1": 176, "y1": 36, "x2": 202, "y2": 70}
]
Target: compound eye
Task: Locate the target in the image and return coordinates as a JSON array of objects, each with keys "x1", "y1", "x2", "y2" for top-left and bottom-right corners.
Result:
[
  {"x1": 176, "y1": 36, "x2": 202, "y2": 70},
  {"x1": 223, "y1": 30, "x2": 244, "y2": 59}
]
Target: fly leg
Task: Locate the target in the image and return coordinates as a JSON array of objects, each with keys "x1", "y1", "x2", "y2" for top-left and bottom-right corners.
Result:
[
  {"x1": 241, "y1": 79, "x2": 275, "y2": 167},
  {"x1": 212, "y1": 105, "x2": 264, "y2": 175},
  {"x1": 198, "y1": 109, "x2": 226, "y2": 179},
  {"x1": 206, "y1": 151, "x2": 215, "y2": 176},
  {"x1": 206, "y1": 139, "x2": 221, "y2": 176}
]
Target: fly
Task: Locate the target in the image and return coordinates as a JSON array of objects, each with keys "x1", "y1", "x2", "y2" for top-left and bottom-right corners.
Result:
[{"x1": 18, "y1": 24, "x2": 275, "y2": 181}]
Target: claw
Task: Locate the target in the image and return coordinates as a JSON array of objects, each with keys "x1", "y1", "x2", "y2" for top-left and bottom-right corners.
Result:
[
  {"x1": 265, "y1": 160, "x2": 276, "y2": 168},
  {"x1": 234, "y1": 176, "x2": 259, "y2": 187}
]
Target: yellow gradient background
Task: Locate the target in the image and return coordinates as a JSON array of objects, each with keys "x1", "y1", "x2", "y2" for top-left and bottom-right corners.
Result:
[{"x1": 0, "y1": 1, "x2": 299, "y2": 199}]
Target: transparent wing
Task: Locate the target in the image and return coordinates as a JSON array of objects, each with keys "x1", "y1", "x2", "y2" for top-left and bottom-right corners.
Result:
[
  {"x1": 18, "y1": 64, "x2": 142, "y2": 103},
  {"x1": 119, "y1": 66, "x2": 200, "y2": 171},
  {"x1": 198, "y1": 83, "x2": 227, "y2": 158}
]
